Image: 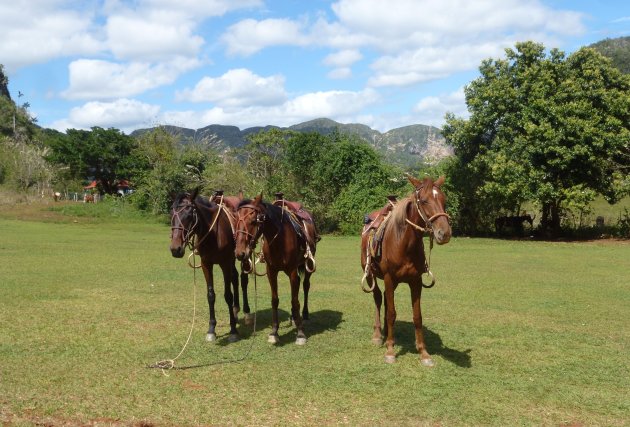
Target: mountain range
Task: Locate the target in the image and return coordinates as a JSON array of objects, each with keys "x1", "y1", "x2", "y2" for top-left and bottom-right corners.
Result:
[{"x1": 131, "y1": 118, "x2": 453, "y2": 167}]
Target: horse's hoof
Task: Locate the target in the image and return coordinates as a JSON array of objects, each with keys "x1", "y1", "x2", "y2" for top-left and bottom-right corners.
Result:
[
  {"x1": 228, "y1": 334, "x2": 240, "y2": 343},
  {"x1": 206, "y1": 333, "x2": 217, "y2": 342},
  {"x1": 267, "y1": 334, "x2": 279, "y2": 344},
  {"x1": 384, "y1": 354, "x2": 396, "y2": 364},
  {"x1": 295, "y1": 337, "x2": 307, "y2": 346},
  {"x1": 421, "y1": 358, "x2": 435, "y2": 367},
  {"x1": 372, "y1": 337, "x2": 383, "y2": 345},
  {"x1": 243, "y1": 313, "x2": 254, "y2": 326}
]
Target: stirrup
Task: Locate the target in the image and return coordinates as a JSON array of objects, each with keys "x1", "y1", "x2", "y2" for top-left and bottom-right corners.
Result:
[{"x1": 304, "y1": 245, "x2": 316, "y2": 273}]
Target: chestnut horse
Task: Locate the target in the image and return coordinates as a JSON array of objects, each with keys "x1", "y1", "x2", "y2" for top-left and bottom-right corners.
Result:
[
  {"x1": 234, "y1": 194, "x2": 318, "y2": 345},
  {"x1": 361, "y1": 175, "x2": 451, "y2": 365},
  {"x1": 169, "y1": 189, "x2": 250, "y2": 342}
]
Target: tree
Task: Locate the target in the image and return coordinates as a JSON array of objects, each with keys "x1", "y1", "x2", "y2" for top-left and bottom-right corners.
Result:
[
  {"x1": 129, "y1": 126, "x2": 219, "y2": 215},
  {"x1": 44, "y1": 127, "x2": 137, "y2": 194},
  {"x1": 443, "y1": 41, "x2": 630, "y2": 235}
]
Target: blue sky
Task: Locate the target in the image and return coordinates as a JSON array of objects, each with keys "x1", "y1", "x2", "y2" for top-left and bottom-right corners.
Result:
[{"x1": 2, "y1": 0, "x2": 629, "y2": 134}]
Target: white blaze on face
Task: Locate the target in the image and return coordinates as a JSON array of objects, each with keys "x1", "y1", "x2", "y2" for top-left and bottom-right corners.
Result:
[{"x1": 432, "y1": 188, "x2": 438, "y2": 199}]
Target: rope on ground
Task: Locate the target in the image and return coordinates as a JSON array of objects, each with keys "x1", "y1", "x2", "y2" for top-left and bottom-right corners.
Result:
[{"x1": 147, "y1": 251, "x2": 258, "y2": 373}]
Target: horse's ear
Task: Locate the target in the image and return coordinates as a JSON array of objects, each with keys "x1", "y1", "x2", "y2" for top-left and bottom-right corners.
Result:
[
  {"x1": 238, "y1": 189, "x2": 244, "y2": 200},
  {"x1": 254, "y1": 192, "x2": 263, "y2": 205},
  {"x1": 191, "y1": 187, "x2": 200, "y2": 199},
  {"x1": 169, "y1": 191, "x2": 178, "y2": 201},
  {"x1": 406, "y1": 173, "x2": 422, "y2": 189},
  {"x1": 434, "y1": 176, "x2": 446, "y2": 187}
]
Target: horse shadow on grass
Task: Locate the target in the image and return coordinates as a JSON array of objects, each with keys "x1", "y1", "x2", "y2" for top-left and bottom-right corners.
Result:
[
  {"x1": 215, "y1": 308, "x2": 343, "y2": 347},
  {"x1": 393, "y1": 321, "x2": 472, "y2": 368}
]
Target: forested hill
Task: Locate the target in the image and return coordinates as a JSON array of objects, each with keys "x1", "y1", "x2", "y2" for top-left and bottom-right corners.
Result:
[
  {"x1": 131, "y1": 118, "x2": 452, "y2": 167},
  {"x1": 589, "y1": 36, "x2": 630, "y2": 74}
]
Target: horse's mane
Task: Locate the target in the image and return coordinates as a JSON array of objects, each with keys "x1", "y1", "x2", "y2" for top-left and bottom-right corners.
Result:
[
  {"x1": 387, "y1": 196, "x2": 413, "y2": 242},
  {"x1": 238, "y1": 198, "x2": 284, "y2": 231}
]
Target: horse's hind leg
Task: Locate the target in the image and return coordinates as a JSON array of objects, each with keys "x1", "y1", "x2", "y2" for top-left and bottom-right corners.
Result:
[
  {"x1": 371, "y1": 280, "x2": 383, "y2": 345},
  {"x1": 221, "y1": 263, "x2": 239, "y2": 342},
  {"x1": 202, "y1": 264, "x2": 217, "y2": 342},
  {"x1": 289, "y1": 269, "x2": 307, "y2": 345},
  {"x1": 267, "y1": 270, "x2": 281, "y2": 344},
  {"x1": 301, "y1": 270, "x2": 311, "y2": 321},
  {"x1": 383, "y1": 277, "x2": 397, "y2": 363},
  {"x1": 410, "y1": 281, "x2": 434, "y2": 367}
]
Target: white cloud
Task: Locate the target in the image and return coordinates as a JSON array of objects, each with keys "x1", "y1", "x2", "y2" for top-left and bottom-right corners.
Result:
[
  {"x1": 323, "y1": 49, "x2": 363, "y2": 67},
  {"x1": 221, "y1": 18, "x2": 310, "y2": 56},
  {"x1": 0, "y1": 2, "x2": 102, "y2": 71},
  {"x1": 62, "y1": 58, "x2": 200, "y2": 100},
  {"x1": 176, "y1": 68, "x2": 287, "y2": 107},
  {"x1": 413, "y1": 87, "x2": 469, "y2": 127},
  {"x1": 327, "y1": 67, "x2": 352, "y2": 79},
  {"x1": 51, "y1": 98, "x2": 161, "y2": 133},
  {"x1": 163, "y1": 88, "x2": 380, "y2": 129},
  {"x1": 106, "y1": 15, "x2": 204, "y2": 62}
]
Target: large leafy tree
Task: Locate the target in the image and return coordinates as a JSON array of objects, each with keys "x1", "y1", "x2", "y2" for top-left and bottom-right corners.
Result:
[
  {"x1": 44, "y1": 127, "x2": 137, "y2": 194},
  {"x1": 443, "y1": 41, "x2": 630, "y2": 235}
]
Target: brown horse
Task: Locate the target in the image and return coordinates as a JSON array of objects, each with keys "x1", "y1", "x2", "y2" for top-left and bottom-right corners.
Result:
[
  {"x1": 169, "y1": 189, "x2": 250, "y2": 342},
  {"x1": 234, "y1": 194, "x2": 318, "y2": 345},
  {"x1": 361, "y1": 175, "x2": 451, "y2": 365}
]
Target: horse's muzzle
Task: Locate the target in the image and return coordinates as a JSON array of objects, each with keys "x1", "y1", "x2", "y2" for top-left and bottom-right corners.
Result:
[
  {"x1": 434, "y1": 227, "x2": 451, "y2": 245},
  {"x1": 170, "y1": 245, "x2": 185, "y2": 258},
  {"x1": 235, "y1": 250, "x2": 247, "y2": 262}
]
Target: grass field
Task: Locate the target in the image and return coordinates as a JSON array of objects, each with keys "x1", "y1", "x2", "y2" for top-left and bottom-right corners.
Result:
[{"x1": 0, "y1": 201, "x2": 629, "y2": 426}]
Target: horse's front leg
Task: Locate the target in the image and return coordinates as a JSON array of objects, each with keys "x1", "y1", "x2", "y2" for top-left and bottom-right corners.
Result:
[
  {"x1": 230, "y1": 263, "x2": 240, "y2": 319},
  {"x1": 289, "y1": 269, "x2": 307, "y2": 345},
  {"x1": 240, "y1": 268, "x2": 253, "y2": 325},
  {"x1": 202, "y1": 263, "x2": 217, "y2": 342},
  {"x1": 383, "y1": 276, "x2": 397, "y2": 363},
  {"x1": 221, "y1": 263, "x2": 239, "y2": 342},
  {"x1": 410, "y1": 280, "x2": 434, "y2": 367},
  {"x1": 267, "y1": 269, "x2": 280, "y2": 344},
  {"x1": 371, "y1": 280, "x2": 383, "y2": 345}
]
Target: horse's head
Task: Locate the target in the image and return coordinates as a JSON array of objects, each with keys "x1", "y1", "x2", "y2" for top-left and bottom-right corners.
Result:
[
  {"x1": 407, "y1": 175, "x2": 451, "y2": 245},
  {"x1": 169, "y1": 190, "x2": 199, "y2": 258},
  {"x1": 234, "y1": 193, "x2": 265, "y2": 263}
]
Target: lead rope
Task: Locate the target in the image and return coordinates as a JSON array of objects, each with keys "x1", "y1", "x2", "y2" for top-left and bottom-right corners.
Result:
[
  {"x1": 148, "y1": 244, "x2": 259, "y2": 374},
  {"x1": 148, "y1": 242, "x2": 200, "y2": 375}
]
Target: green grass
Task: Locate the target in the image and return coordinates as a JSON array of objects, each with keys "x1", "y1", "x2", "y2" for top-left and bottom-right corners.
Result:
[{"x1": 0, "y1": 206, "x2": 629, "y2": 426}]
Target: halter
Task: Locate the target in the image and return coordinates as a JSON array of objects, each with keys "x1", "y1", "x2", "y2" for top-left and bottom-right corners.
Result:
[
  {"x1": 408, "y1": 185, "x2": 450, "y2": 289},
  {"x1": 406, "y1": 185, "x2": 450, "y2": 234},
  {"x1": 171, "y1": 199, "x2": 199, "y2": 251},
  {"x1": 236, "y1": 203, "x2": 266, "y2": 245}
]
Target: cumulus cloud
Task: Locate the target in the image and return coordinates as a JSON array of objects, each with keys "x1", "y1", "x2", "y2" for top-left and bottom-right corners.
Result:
[
  {"x1": 221, "y1": 18, "x2": 310, "y2": 56},
  {"x1": 51, "y1": 98, "x2": 161, "y2": 133},
  {"x1": 163, "y1": 88, "x2": 380, "y2": 129},
  {"x1": 62, "y1": 58, "x2": 200, "y2": 100},
  {"x1": 105, "y1": 15, "x2": 204, "y2": 62},
  {"x1": 0, "y1": 1, "x2": 102, "y2": 71},
  {"x1": 330, "y1": 0, "x2": 586, "y2": 87},
  {"x1": 220, "y1": 0, "x2": 586, "y2": 87},
  {"x1": 413, "y1": 88, "x2": 469, "y2": 127},
  {"x1": 176, "y1": 68, "x2": 287, "y2": 107}
]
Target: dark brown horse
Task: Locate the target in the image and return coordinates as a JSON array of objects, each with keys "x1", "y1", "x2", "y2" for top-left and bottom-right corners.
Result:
[
  {"x1": 361, "y1": 175, "x2": 451, "y2": 365},
  {"x1": 234, "y1": 194, "x2": 318, "y2": 345},
  {"x1": 169, "y1": 189, "x2": 250, "y2": 342}
]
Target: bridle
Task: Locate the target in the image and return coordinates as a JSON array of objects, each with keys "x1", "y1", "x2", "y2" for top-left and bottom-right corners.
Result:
[
  {"x1": 171, "y1": 198, "x2": 199, "y2": 251},
  {"x1": 406, "y1": 185, "x2": 450, "y2": 235},
  {"x1": 235, "y1": 204, "x2": 266, "y2": 258},
  {"x1": 408, "y1": 185, "x2": 450, "y2": 289},
  {"x1": 235, "y1": 204, "x2": 268, "y2": 275}
]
